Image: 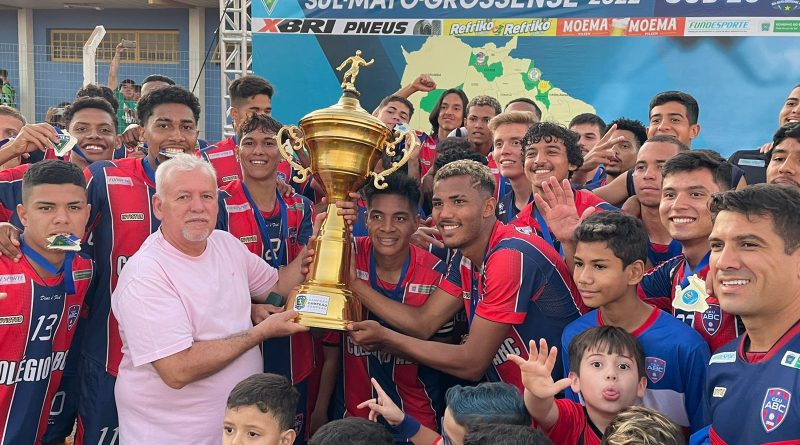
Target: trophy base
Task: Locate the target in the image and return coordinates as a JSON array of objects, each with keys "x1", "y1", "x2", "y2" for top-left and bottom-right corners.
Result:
[{"x1": 285, "y1": 283, "x2": 361, "y2": 331}]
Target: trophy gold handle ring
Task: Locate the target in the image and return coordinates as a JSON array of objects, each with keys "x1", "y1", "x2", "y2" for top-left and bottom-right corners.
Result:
[
  {"x1": 371, "y1": 129, "x2": 420, "y2": 189},
  {"x1": 276, "y1": 126, "x2": 313, "y2": 184}
]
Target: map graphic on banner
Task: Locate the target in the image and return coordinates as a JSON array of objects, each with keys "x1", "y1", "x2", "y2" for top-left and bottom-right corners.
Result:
[{"x1": 252, "y1": 0, "x2": 800, "y2": 156}]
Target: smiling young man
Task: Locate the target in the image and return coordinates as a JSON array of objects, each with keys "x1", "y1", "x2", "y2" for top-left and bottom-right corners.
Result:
[
  {"x1": 0, "y1": 160, "x2": 93, "y2": 444},
  {"x1": 703, "y1": 184, "x2": 800, "y2": 443},
  {"x1": 490, "y1": 111, "x2": 535, "y2": 223},
  {"x1": 638, "y1": 151, "x2": 743, "y2": 353},
  {"x1": 346, "y1": 160, "x2": 582, "y2": 391},
  {"x1": 216, "y1": 113, "x2": 316, "y2": 444}
]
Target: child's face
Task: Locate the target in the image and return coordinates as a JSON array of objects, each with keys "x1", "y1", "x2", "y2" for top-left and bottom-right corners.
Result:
[
  {"x1": 223, "y1": 406, "x2": 296, "y2": 445},
  {"x1": 570, "y1": 348, "x2": 646, "y2": 418},
  {"x1": 573, "y1": 241, "x2": 641, "y2": 308}
]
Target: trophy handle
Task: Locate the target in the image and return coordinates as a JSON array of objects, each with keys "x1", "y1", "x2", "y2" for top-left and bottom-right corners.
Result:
[
  {"x1": 276, "y1": 126, "x2": 313, "y2": 184},
  {"x1": 371, "y1": 129, "x2": 420, "y2": 189}
]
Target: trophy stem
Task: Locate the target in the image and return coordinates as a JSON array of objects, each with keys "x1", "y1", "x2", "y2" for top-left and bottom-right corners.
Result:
[{"x1": 285, "y1": 204, "x2": 361, "y2": 330}]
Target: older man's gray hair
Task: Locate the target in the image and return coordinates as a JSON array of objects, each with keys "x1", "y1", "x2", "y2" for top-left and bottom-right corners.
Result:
[{"x1": 154, "y1": 153, "x2": 217, "y2": 197}]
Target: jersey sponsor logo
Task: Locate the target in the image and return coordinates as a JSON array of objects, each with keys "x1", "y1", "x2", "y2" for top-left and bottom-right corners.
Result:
[
  {"x1": 0, "y1": 315, "x2": 23, "y2": 325},
  {"x1": 239, "y1": 235, "x2": 258, "y2": 244},
  {"x1": 781, "y1": 351, "x2": 800, "y2": 370},
  {"x1": 646, "y1": 357, "x2": 666, "y2": 383},
  {"x1": 762, "y1": 387, "x2": 791, "y2": 432},
  {"x1": 121, "y1": 212, "x2": 145, "y2": 221},
  {"x1": 106, "y1": 176, "x2": 133, "y2": 186},
  {"x1": 492, "y1": 337, "x2": 521, "y2": 366},
  {"x1": 514, "y1": 226, "x2": 533, "y2": 236},
  {"x1": 701, "y1": 304, "x2": 723, "y2": 336},
  {"x1": 713, "y1": 386, "x2": 727, "y2": 398},
  {"x1": 222, "y1": 175, "x2": 239, "y2": 183},
  {"x1": 67, "y1": 304, "x2": 80, "y2": 330},
  {"x1": 356, "y1": 269, "x2": 369, "y2": 281},
  {"x1": 0, "y1": 273, "x2": 25, "y2": 284},
  {"x1": 408, "y1": 284, "x2": 435, "y2": 294},
  {"x1": 226, "y1": 202, "x2": 252, "y2": 213},
  {"x1": 206, "y1": 149, "x2": 234, "y2": 160},
  {"x1": 72, "y1": 269, "x2": 93, "y2": 281},
  {"x1": 0, "y1": 351, "x2": 68, "y2": 385},
  {"x1": 709, "y1": 351, "x2": 737, "y2": 365}
]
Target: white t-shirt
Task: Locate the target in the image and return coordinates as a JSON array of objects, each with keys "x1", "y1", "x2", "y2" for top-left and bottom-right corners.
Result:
[{"x1": 112, "y1": 229, "x2": 278, "y2": 445}]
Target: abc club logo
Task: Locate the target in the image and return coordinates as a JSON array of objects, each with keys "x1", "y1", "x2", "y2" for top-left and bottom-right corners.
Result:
[
  {"x1": 702, "y1": 304, "x2": 722, "y2": 336},
  {"x1": 645, "y1": 357, "x2": 666, "y2": 384},
  {"x1": 761, "y1": 387, "x2": 791, "y2": 432},
  {"x1": 67, "y1": 304, "x2": 80, "y2": 330}
]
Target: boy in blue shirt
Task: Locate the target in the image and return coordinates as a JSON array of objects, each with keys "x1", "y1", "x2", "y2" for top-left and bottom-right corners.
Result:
[{"x1": 562, "y1": 212, "x2": 709, "y2": 433}]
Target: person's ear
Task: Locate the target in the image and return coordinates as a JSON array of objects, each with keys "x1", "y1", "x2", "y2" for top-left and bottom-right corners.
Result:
[
  {"x1": 279, "y1": 428, "x2": 297, "y2": 445},
  {"x1": 626, "y1": 259, "x2": 645, "y2": 286},
  {"x1": 569, "y1": 371, "x2": 580, "y2": 394},
  {"x1": 690, "y1": 123, "x2": 701, "y2": 140},
  {"x1": 636, "y1": 376, "x2": 647, "y2": 399},
  {"x1": 16, "y1": 203, "x2": 27, "y2": 227}
]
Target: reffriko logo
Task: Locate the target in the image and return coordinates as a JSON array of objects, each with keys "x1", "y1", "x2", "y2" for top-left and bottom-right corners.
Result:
[{"x1": 446, "y1": 18, "x2": 555, "y2": 36}]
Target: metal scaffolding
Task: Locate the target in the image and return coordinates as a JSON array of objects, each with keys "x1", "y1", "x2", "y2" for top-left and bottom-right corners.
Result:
[{"x1": 219, "y1": 0, "x2": 252, "y2": 138}]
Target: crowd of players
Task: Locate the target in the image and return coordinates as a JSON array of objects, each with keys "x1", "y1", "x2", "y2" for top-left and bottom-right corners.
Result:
[{"x1": 0, "y1": 68, "x2": 798, "y2": 445}]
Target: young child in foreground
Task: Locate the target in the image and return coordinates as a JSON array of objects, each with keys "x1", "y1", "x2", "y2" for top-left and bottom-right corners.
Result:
[
  {"x1": 223, "y1": 373, "x2": 299, "y2": 445},
  {"x1": 509, "y1": 326, "x2": 647, "y2": 445}
]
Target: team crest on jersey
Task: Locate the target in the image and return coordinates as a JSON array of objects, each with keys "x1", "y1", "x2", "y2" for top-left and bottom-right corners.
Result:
[
  {"x1": 67, "y1": 304, "x2": 80, "y2": 330},
  {"x1": 277, "y1": 171, "x2": 287, "y2": 182},
  {"x1": 121, "y1": 212, "x2": 145, "y2": 221},
  {"x1": 762, "y1": 387, "x2": 791, "y2": 432},
  {"x1": 701, "y1": 304, "x2": 722, "y2": 336},
  {"x1": 645, "y1": 357, "x2": 666, "y2": 383}
]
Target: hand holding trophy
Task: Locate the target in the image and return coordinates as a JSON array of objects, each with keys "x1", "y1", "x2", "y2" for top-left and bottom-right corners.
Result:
[{"x1": 276, "y1": 50, "x2": 419, "y2": 330}]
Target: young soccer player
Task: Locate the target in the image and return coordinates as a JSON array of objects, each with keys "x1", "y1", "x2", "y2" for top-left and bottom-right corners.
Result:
[
  {"x1": 510, "y1": 326, "x2": 647, "y2": 445},
  {"x1": 223, "y1": 373, "x2": 300, "y2": 445},
  {"x1": 217, "y1": 113, "x2": 316, "y2": 443},
  {"x1": 490, "y1": 111, "x2": 535, "y2": 223},
  {"x1": 561, "y1": 212, "x2": 709, "y2": 433},
  {"x1": 0, "y1": 160, "x2": 93, "y2": 444},
  {"x1": 318, "y1": 173, "x2": 448, "y2": 442}
]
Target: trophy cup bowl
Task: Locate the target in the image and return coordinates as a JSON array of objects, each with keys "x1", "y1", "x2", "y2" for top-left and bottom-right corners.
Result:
[{"x1": 276, "y1": 88, "x2": 418, "y2": 330}]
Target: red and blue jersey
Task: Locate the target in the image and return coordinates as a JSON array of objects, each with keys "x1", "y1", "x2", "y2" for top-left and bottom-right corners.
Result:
[
  {"x1": 83, "y1": 157, "x2": 161, "y2": 376},
  {"x1": 545, "y1": 399, "x2": 602, "y2": 445},
  {"x1": 202, "y1": 136, "x2": 293, "y2": 188},
  {"x1": 705, "y1": 320, "x2": 800, "y2": 444},
  {"x1": 416, "y1": 132, "x2": 437, "y2": 178},
  {"x1": 0, "y1": 163, "x2": 28, "y2": 227},
  {"x1": 217, "y1": 179, "x2": 315, "y2": 384},
  {"x1": 324, "y1": 237, "x2": 448, "y2": 439},
  {"x1": 638, "y1": 254, "x2": 744, "y2": 353},
  {"x1": 562, "y1": 306, "x2": 710, "y2": 433},
  {"x1": 0, "y1": 253, "x2": 93, "y2": 444},
  {"x1": 437, "y1": 221, "x2": 582, "y2": 390},
  {"x1": 496, "y1": 189, "x2": 531, "y2": 224},
  {"x1": 648, "y1": 239, "x2": 683, "y2": 267},
  {"x1": 511, "y1": 189, "x2": 617, "y2": 256}
]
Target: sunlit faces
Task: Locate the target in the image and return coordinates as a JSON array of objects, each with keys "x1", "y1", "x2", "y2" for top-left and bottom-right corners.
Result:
[
  {"x1": 570, "y1": 348, "x2": 646, "y2": 420},
  {"x1": 153, "y1": 169, "x2": 217, "y2": 244},
  {"x1": 466, "y1": 105, "x2": 498, "y2": 153},
  {"x1": 573, "y1": 242, "x2": 641, "y2": 309},
  {"x1": 438, "y1": 93, "x2": 465, "y2": 134},
  {"x1": 709, "y1": 211, "x2": 800, "y2": 319},
  {"x1": 779, "y1": 86, "x2": 800, "y2": 126},
  {"x1": 68, "y1": 107, "x2": 117, "y2": 164},
  {"x1": 524, "y1": 137, "x2": 577, "y2": 194},
  {"x1": 223, "y1": 406, "x2": 296, "y2": 445},
  {"x1": 659, "y1": 169, "x2": 720, "y2": 243},
  {"x1": 492, "y1": 123, "x2": 529, "y2": 181},
  {"x1": 431, "y1": 175, "x2": 494, "y2": 250},
  {"x1": 632, "y1": 141, "x2": 681, "y2": 208},
  {"x1": 605, "y1": 129, "x2": 639, "y2": 176},
  {"x1": 376, "y1": 101, "x2": 411, "y2": 127},
  {"x1": 647, "y1": 101, "x2": 699, "y2": 146},
  {"x1": 367, "y1": 194, "x2": 419, "y2": 260},
  {"x1": 570, "y1": 123, "x2": 603, "y2": 155},
  {"x1": 767, "y1": 137, "x2": 800, "y2": 187},
  {"x1": 17, "y1": 183, "x2": 90, "y2": 254},
  {"x1": 143, "y1": 103, "x2": 199, "y2": 162},
  {"x1": 238, "y1": 128, "x2": 280, "y2": 182},
  {"x1": 231, "y1": 94, "x2": 273, "y2": 128}
]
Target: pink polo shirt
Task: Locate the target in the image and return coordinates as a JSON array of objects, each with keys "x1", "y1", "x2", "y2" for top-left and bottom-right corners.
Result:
[{"x1": 112, "y1": 229, "x2": 278, "y2": 445}]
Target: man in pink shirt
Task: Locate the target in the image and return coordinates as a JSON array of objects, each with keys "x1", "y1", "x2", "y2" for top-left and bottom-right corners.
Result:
[{"x1": 112, "y1": 153, "x2": 313, "y2": 445}]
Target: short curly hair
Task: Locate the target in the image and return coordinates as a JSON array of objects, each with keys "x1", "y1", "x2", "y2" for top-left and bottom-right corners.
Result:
[
  {"x1": 522, "y1": 122, "x2": 584, "y2": 171},
  {"x1": 137, "y1": 85, "x2": 201, "y2": 126},
  {"x1": 434, "y1": 159, "x2": 495, "y2": 196}
]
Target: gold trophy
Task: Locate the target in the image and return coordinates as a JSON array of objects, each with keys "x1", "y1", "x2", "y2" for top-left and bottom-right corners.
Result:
[{"x1": 276, "y1": 50, "x2": 418, "y2": 330}]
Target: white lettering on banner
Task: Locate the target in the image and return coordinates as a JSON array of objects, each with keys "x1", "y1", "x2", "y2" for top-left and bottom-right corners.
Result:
[
  {"x1": 0, "y1": 351, "x2": 68, "y2": 385},
  {"x1": 562, "y1": 18, "x2": 608, "y2": 33},
  {"x1": 305, "y1": 0, "x2": 579, "y2": 9}
]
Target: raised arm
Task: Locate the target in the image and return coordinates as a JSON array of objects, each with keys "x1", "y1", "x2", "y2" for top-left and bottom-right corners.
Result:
[{"x1": 107, "y1": 42, "x2": 125, "y2": 90}]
